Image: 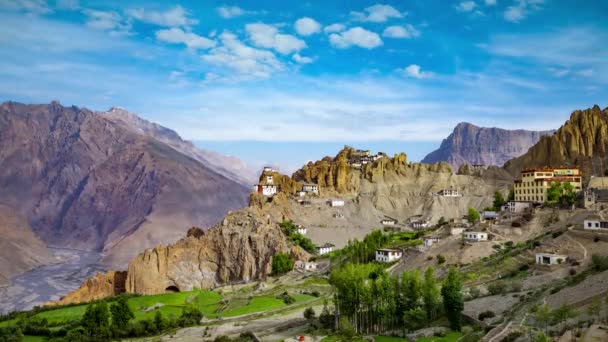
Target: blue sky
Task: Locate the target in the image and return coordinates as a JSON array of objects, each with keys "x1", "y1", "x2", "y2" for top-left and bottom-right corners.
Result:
[{"x1": 0, "y1": 0, "x2": 607, "y2": 172}]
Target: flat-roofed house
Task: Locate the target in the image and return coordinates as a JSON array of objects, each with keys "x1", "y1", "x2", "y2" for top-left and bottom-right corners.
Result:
[
  {"x1": 583, "y1": 213, "x2": 608, "y2": 231},
  {"x1": 375, "y1": 248, "x2": 403, "y2": 263},
  {"x1": 329, "y1": 199, "x2": 345, "y2": 207},
  {"x1": 253, "y1": 184, "x2": 277, "y2": 196},
  {"x1": 483, "y1": 211, "x2": 498, "y2": 220},
  {"x1": 381, "y1": 218, "x2": 398, "y2": 226},
  {"x1": 535, "y1": 253, "x2": 567, "y2": 266},
  {"x1": 302, "y1": 184, "x2": 319, "y2": 195},
  {"x1": 295, "y1": 260, "x2": 318, "y2": 271},
  {"x1": 424, "y1": 237, "x2": 440, "y2": 247},
  {"x1": 316, "y1": 243, "x2": 335, "y2": 255},
  {"x1": 438, "y1": 188, "x2": 460, "y2": 197},
  {"x1": 463, "y1": 231, "x2": 488, "y2": 242}
]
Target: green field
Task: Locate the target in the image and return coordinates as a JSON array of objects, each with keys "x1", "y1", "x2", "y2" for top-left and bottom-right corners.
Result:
[
  {"x1": 221, "y1": 296, "x2": 286, "y2": 317},
  {"x1": 416, "y1": 331, "x2": 463, "y2": 342},
  {"x1": 23, "y1": 336, "x2": 47, "y2": 342}
]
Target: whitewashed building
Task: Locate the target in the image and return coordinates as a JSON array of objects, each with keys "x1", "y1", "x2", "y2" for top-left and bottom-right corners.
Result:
[
  {"x1": 424, "y1": 237, "x2": 441, "y2": 247},
  {"x1": 463, "y1": 231, "x2": 488, "y2": 242},
  {"x1": 536, "y1": 253, "x2": 567, "y2": 266},
  {"x1": 253, "y1": 184, "x2": 277, "y2": 197},
  {"x1": 412, "y1": 220, "x2": 430, "y2": 229},
  {"x1": 295, "y1": 260, "x2": 318, "y2": 271},
  {"x1": 505, "y1": 201, "x2": 531, "y2": 213},
  {"x1": 438, "y1": 188, "x2": 460, "y2": 197},
  {"x1": 483, "y1": 211, "x2": 498, "y2": 220},
  {"x1": 329, "y1": 199, "x2": 345, "y2": 207},
  {"x1": 263, "y1": 166, "x2": 276, "y2": 172},
  {"x1": 375, "y1": 249, "x2": 403, "y2": 263},
  {"x1": 381, "y1": 218, "x2": 398, "y2": 226},
  {"x1": 316, "y1": 243, "x2": 335, "y2": 255},
  {"x1": 583, "y1": 214, "x2": 608, "y2": 231},
  {"x1": 296, "y1": 191, "x2": 307, "y2": 197},
  {"x1": 296, "y1": 226, "x2": 307, "y2": 235},
  {"x1": 302, "y1": 184, "x2": 319, "y2": 194}
]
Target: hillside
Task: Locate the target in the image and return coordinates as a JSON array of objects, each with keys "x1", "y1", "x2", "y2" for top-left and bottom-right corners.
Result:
[
  {"x1": 422, "y1": 122, "x2": 554, "y2": 170},
  {"x1": 504, "y1": 105, "x2": 608, "y2": 178},
  {"x1": 0, "y1": 205, "x2": 53, "y2": 285},
  {"x1": 0, "y1": 101, "x2": 250, "y2": 269}
]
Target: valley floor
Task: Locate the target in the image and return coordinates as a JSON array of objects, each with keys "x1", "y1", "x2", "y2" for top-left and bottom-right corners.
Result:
[{"x1": 0, "y1": 248, "x2": 104, "y2": 314}]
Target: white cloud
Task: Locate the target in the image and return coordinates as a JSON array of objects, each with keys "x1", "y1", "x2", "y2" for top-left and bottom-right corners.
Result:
[
  {"x1": 455, "y1": 1, "x2": 477, "y2": 12},
  {"x1": 56, "y1": 0, "x2": 79, "y2": 10},
  {"x1": 155, "y1": 28, "x2": 215, "y2": 49},
  {"x1": 294, "y1": 17, "x2": 321, "y2": 36},
  {"x1": 245, "y1": 23, "x2": 306, "y2": 54},
  {"x1": 485, "y1": 0, "x2": 497, "y2": 5},
  {"x1": 0, "y1": 0, "x2": 49, "y2": 14},
  {"x1": 382, "y1": 25, "x2": 420, "y2": 39},
  {"x1": 126, "y1": 5, "x2": 197, "y2": 27},
  {"x1": 578, "y1": 69, "x2": 594, "y2": 77},
  {"x1": 83, "y1": 10, "x2": 132, "y2": 36},
  {"x1": 217, "y1": 5, "x2": 245, "y2": 19},
  {"x1": 293, "y1": 53, "x2": 314, "y2": 64},
  {"x1": 329, "y1": 27, "x2": 383, "y2": 49},
  {"x1": 504, "y1": 0, "x2": 544, "y2": 23},
  {"x1": 201, "y1": 31, "x2": 284, "y2": 79},
  {"x1": 350, "y1": 4, "x2": 403, "y2": 23},
  {"x1": 324, "y1": 23, "x2": 345, "y2": 34},
  {"x1": 402, "y1": 64, "x2": 433, "y2": 79}
]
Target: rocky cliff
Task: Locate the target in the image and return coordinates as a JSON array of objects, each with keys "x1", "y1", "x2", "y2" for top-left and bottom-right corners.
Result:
[
  {"x1": 504, "y1": 105, "x2": 608, "y2": 178},
  {"x1": 0, "y1": 101, "x2": 250, "y2": 269},
  {"x1": 0, "y1": 205, "x2": 53, "y2": 285},
  {"x1": 422, "y1": 122, "x2": 554, "y2": 170},
  {"x1": 49, "y1": 271, "x2": 127, "y2": 307}
]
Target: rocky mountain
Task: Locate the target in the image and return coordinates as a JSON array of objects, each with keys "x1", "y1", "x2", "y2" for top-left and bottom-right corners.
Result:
[
  {"x1": 422, "y1": 122, "x2": 554, "y2": 170},
  {"x1": 0, "y1": 205, "x2": 53, "y2": 285},
  {"x1": 0, "y1": 101, "x2": 250, "y2": 269},
  {"x1": 101, "y1": 107, "x2": 257, "y2": 185},
  {"x1": 51, "y1": 194, "x2": 305, "y2": 305},
  {"x1": 504, "y1": 105, "x2": 608, "y2": 178}
]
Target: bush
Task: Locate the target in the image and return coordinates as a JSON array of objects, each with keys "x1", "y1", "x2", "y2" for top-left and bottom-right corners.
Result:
[
  {"x1": 437, "y1": 255, "x2": 446, "y2": 264},
  {"x1": 277, "y1": 292, "x2": 296, "y2": 305},
  {"x1": 569, "y1": 269, "x2": 577, "y2": 276},
  {"x1": 478, "y1": 310, "x2": 495, "y2": 320},
  {"x1": 0, "y1": 326, "x2": 23, "y2": 342},
  {"x1": 511, "y1": 221, "x2": 522, "y2": 228},
  {"x1": 303, "y1": 307, "x2": 316, "y2": 322},
  {"x1": 594, "y1": 236, "x2": 600, "y2": 243},
  {"x1": 311, "y1": 290, "x2": 321, "y2": 297},
  {"x1": 469, "y1": 287, "x2": 481, "y2": 299},
  {"x1": 487, "y1": 281, "x2": 507, "y2": 295},
  {"x1": 272, "y1": 253, "x2": 294, "y2": 275},
  {"x1": 591, "y1": 254, "x2": 608, "y2": 271},
  {"x1": 177, "y1": 306, "x2": 203, "y2": 327}
]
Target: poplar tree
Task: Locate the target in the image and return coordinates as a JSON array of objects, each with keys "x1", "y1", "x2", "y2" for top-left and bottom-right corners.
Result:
[{"x1": 441, "y1": 267, "x2": 464, "y2": 331}]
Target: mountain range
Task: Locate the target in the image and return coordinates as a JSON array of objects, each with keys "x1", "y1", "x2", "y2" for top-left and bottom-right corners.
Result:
[
  {"x1": 0, "y1": 101, "x2": 252, "y2": 279},
  {"x1": 422, "y1": 122, "x2": 554, "y2": 170}
]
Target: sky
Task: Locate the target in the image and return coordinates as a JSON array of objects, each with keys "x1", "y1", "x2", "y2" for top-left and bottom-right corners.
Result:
[{"x1": 0, "y1": 0, "x2": 607, "y2": 172}]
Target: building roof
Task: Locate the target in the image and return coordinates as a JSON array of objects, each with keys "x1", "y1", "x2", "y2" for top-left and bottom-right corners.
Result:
[
  {"x1": 376, "y1": 248, "x2": 402, "y2": 252},
  {"x1": 465, "y1": 231, "x2": 487, "y2": 234},
  {"x1": 536, "y1": 253, "x2": 567, "y2": 258},
  {"x1": 317, "y1": 243, "x2": 335, "y2": 248}
]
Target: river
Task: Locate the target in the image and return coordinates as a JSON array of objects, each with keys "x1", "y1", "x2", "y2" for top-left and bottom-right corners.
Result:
[{"x1": 0, "y1": 248, "x2": 105, "y2": 314}]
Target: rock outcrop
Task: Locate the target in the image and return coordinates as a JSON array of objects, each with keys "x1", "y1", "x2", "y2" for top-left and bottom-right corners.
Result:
[
  {"x1": 0, "y1": 101, "x2": 250, "y2": 269},
  {"x1": 504, "y1": 105, "x2": 608, "y2": 178},
  {"x1": 0, "y1": 205, "x2": 53, "y2": 284},
  {"x1": 49, "y1": 271, "x2": 127, "y2": 306},
  {"x1": 422, "y1": 122, "x2": 554, "y2": 170}
]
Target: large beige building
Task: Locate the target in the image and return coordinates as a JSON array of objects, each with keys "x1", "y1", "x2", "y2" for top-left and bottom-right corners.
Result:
[{"x1": 514, "y1": 168, "x2": 582, "y2": 203}]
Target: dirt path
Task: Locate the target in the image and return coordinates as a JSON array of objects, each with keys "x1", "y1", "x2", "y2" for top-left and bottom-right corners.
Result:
[
  {"x1": 485, "y1": 321, "x2": 513, "y2": 342},
  {"x1": 565, "y1": 232, "x2": 588, "y2": 260}
]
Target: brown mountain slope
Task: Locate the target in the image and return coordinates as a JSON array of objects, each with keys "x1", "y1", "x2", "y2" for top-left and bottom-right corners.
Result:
[
  {"x1": 422, "y1": 122, "x2": 554, "y2": 170},
  {"x1": 504, "y1": 105, "x2": 608, "y2": 178},
  {"x1": 0, "y1": 101, "x2": 249, "y2": 268},
  {"x1": 0, "y1": 205, "x2": 53, "y2": 285}
]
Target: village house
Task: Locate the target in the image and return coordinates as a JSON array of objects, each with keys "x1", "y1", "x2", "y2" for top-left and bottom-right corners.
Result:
[
  {"x1": 381, "y1": 218, "x2": 398, "y2": 226},
  {"x1": 483, "y1": 211, "x2": 498, "y2": 221},
  {"x1": 316, "y1": 243, "x2": 335, "y2": 255},
  {"x1": 296, "y1": 226, "x2": 307, "y2": 235},
  {"x1": 424, "y1": 237, "x2": 441, "y2": 247},
  {"x1": 266, "y1": 175, "x2": 274, "y2": 184},
  {"x1": 298, "y1": 200, "x2": 312, "y2": 207},
  {"x1": 302, "y1": 184, "x2": 319, "y2": 195},
  {"x1": 411, "y1": 219, "x2": 430, "y2": 229},
  {"x1": 438, "y1": 188, "x2": 460, "y2": 197},
  {"x1": 583, "y1": 213, "x2": 608, "y2": 231},
  {"x1": 295, "y1": 260, "x2": 318, "y2": 272},
  {"x1": 296, "y1": 190, "x2": 307, "y2": 197},
  {"x1": 513, "y1": 167, "x2": 582, "y2": 203},
  {"x1": 375, "y1": 248, "x2": 403, "y2": 263},
  {"x1": 333, "y1": 213, "x2": 345, "y2": 219},
  {"x1": 463, "y1": 231, "x2": 488, "y2": 242},
  {"x1": 329, "y1": 199, "x2": 345, "y2": 207},
  {"x1": 504, "y1": 201, "x2": 531, "y2": 213},
  {"x1": 263, "y1": 166, "x2": 277, "y2": 173},
  {"x1": 535, "y1": 253, "x2": 567, "y2": 266},
  {"x1": 253, "y1": 184, "x2": 277, "y2": 197}
]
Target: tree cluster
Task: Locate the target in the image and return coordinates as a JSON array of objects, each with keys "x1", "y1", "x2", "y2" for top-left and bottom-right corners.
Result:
[
  {"x1": 328, "y1": 263, "x2": 463, "y2": 336},
  {"x1": 280, "y1": 220, "x2": 316, "y2": 253},
  {"x1": 271, "y1": 252, "x2": 294, "y2": 275},
  {"x1": 546, "y1": 181, "x2": 577, "y2": 207}
]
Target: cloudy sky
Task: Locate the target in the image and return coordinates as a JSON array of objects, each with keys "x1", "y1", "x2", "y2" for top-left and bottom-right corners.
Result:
[{"x1": 0, "y1": 0, "x2": 606, "y2": 171}]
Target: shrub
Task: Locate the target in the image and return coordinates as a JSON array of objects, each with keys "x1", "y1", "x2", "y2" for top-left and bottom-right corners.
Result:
[
  {"x1": 303, "y1": 307, "x2": 316, "y2": 322},
  {"x1": 511, "y1": 221, "x2": 522, "y2": 228},
  {"x1": 272, "y1": 253, "x2": 294, "y2": 275},
  {"x1": 478, "y1": 310, "x2": 495, "y2": 320},
  {"x1": 437, "y1": 255, "x2": 446, "y2": 264},
  {"x1": 569, "y1": 269, "x2": 577, "y2": 276},
  {"x1": 0, "y1": 326, "x2": 23, "y2": 342},
  {"x1": 591, "y1": 254, "x2": 608, "y2": 271},
  {"x1": 487, "y1": 281, "x2": 507, "y2": 295},
  {"x1": 311, "y1": 290, "x2": 321, "y2": 297},
  {"x1": 469, "y1": 287, "x2": 481, "y2": 299},
  {"x1": 177, "y1": 307, "x2": 203, "y2": 327},
  {"x1": 594, "y1": 236, "x2": 600, "y2": 243},
  {"x1": 277, "y1": 292, "x2": 296, "y2": 305}
]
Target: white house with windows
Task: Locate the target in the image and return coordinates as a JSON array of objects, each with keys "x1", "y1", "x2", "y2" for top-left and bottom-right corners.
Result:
[
  {"x1": 504, "y1": 201, "x2": 531, "y2": 213},
  {"x1": 296, "y1": 191, "x2": 307, "y2": 197},
  {"x1": 411, "y1": 220, "x2": 430, "y2": 229},
  {"x1": 266, "y1": 175, "x2": 274, "y2": 184},
  {"x1": 381, "y1": 218, "x2": 398, "y2": 226},
  {"x1": 535, "y1": 253, "x2": 567, "y2": 266},
  {"x1": 424, "y1": 237, "x2": 441, "y2": 247},
  {"x1": 295, "y1": 260, "x2": 318, "y2": 271},
  {"x1": 302, "y1": 184, "x2": 319, "y2": 194},
  {"x1": 329, "y1": 199, "x2": 345, "y2": 207},
  {"x1": 316, "y1": 243, "x2": 335, "y2": 255},
  {"x1": 375, "y1": 249, "x2": 403, "y2": 263},
  {"x1": 296, "y1": 226, "x2": 307, "y2": 235},
  {"x1": 438, "y1": 188, "x2": 460, "y2": 197},
  {"x1": 463, "y1": 231, "x2": 488, "y2": 242},
  {"x1": 263, "y1": 166, "x2": 276, "y2": 173},
  {"x1": 253, "y1": 184, "x2": 277, "y2": 197},
  {"x1": 583, "y1": 214, "x2": 608, "y2": 231},
  {"x1": 483, "y1": 211, "x2": 498, "y2": 220}
]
